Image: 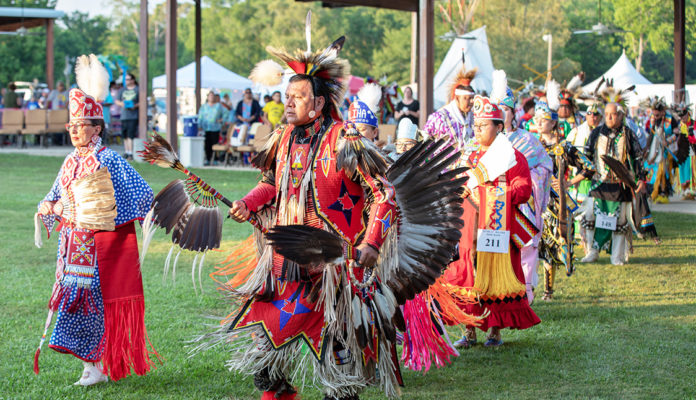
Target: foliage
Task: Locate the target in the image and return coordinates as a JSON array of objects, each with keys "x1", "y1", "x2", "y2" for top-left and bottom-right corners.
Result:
[
  {"x1": 0, "y1": 0, "x2": 693, "y2": 94},
  {"x1": 1, "y1": 153, "x2": 696, "y2": 399}
]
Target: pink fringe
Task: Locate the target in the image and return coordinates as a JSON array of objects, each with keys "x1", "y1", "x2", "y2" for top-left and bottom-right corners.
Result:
[{"x1": 401, "y1": 294, "x2": 458, "y2": 372}]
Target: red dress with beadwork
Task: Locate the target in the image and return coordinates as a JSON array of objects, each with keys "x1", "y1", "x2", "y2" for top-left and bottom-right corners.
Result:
[{"x1": 444, "y1": 148, "x2": 541, "y2": 331}]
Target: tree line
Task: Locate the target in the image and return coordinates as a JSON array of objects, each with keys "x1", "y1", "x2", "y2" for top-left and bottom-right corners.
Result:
[{"x1": 1, "y1": 0, "x2": 693, "y2": 90}]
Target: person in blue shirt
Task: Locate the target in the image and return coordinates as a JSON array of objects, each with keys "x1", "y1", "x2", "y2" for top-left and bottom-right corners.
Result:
[{"x1": 197, "y1": 90, "x2": 226, "y2": 165}]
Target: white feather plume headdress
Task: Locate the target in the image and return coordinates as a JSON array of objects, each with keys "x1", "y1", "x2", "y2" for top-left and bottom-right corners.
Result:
[
  {"x1": 75, "y1": 54, "x2": 109, "y2": 102},
  {"x1": 546, "y1": 80, "x2": 561, "y2": 111},
  {"x1": 357, "y1": 83, "x2": 382, "y2": 114},
  {"x1": 490, "y1": 70, "x2": 508, "y2": 104}
]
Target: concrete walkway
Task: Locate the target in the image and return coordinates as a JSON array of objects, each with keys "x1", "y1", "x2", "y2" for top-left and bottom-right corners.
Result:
[{"x1": 651, "y1": 198, "x2": 696, "y2": 215}]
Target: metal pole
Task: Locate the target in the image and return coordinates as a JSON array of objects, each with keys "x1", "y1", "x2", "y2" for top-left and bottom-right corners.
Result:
[
  {"x1": 673, "y1": 0, "x2": 686, "y2": 104},
  {"x1": 410, "y1": 11, "x2": 417, "y2": 85},
  {"x1": 46, "y1": 19, "x2": 54, "y2": 90},
  {"x1": 139, "y1": 0, "x2": 149, "y2": 140},
  {"x1": 545, "y1": 34, "x2": 553, "y2": 80},
  {"x1": 166, "y1": 0, "x2": 178, "y2": 151},
  {"x1": 418, "y1": 0, "x2": 433, "y2": 127},
  {"x1": 195, "y1": 0, "x2": 202, "y2": 113}
]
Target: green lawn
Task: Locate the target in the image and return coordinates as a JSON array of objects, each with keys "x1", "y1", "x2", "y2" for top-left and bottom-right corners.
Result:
[{"x1": 1, "y1": 153, "x2": 695, "y2": 400}]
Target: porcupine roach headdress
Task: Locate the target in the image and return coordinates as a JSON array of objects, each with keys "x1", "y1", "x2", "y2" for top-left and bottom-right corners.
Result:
[
  {"x1": 640, "y1": 95, "x2": 668, "y2": 111},
  {"x1": 559, "y1": 72, "x2": 585, "y2": 111},
  {"x1": 449, "y1": 66, "x2": 477, "y2": 101},
  {"x1": 593, "y1": 77, "x2": 634, "y2": 112},
  {"x1": 249, "y1": 10, "x2": 350, "y2": 121}
]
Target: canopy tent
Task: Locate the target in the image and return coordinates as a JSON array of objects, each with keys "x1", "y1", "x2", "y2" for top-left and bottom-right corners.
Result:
[
  {"x1": 582, "y1": 51, "x2": 651, "y2": 93},
  {"x1": 631, "y1": 84, "x2": 696, "y2": 108},
  {"x1": 152, "y1": 56, "x2": 253, "y2": 91},
  {"x1": 433, "y1": 26, "x2": 495, "y2": 109}
]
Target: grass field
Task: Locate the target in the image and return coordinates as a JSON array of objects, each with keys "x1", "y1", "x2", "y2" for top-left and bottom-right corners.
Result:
[{"x1": 1, "y1": 153, "x2": 695, "y2": 400}]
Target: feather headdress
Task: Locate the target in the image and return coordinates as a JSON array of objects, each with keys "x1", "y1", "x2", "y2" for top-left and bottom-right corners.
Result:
[
  {"x1": 597, "y1": 78, "x2": 635, "y2": 111},
  {"x1": 449, "y1": 66, "x2": 477, "y2": 100},
  {"x1": 248, "y1": 10, "x2": 350, "y2": 118},
  {"x1": 74, "y1": 54, "x2": 109, "y2": 102},
  {"x1": 671, "y1": 100, "x2": 693, "y2": 117},
  {"x1": 356, "y1": 83, "x2": 382, "y2": 115},
  {"x1": 546, "y1": 80, "x2": 561, "y2": 111},
  {"x1": 640, "y1": 95, "x2": 667, "y2": 111},
  {"x1": 560, "y1": 72, "x2": 585, "y2": 109},
  {"x1": 490, "y1": 70, "x2": 508, "y2": 105}
]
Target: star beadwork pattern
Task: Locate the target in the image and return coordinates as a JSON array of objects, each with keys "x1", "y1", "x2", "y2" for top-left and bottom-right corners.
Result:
[{"x1": 328, "y1": 181, "x2": 361, "y2": 224}]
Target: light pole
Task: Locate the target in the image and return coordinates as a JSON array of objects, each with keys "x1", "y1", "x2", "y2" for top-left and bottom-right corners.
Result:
[{"x1": 542, "y1": 33, "x2": 552, "y2": 80}]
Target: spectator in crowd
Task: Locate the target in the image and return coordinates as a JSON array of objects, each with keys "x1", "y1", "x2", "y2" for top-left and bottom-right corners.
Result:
[
  {"x1": 518, "y1": 98, "x2": 536, "y2": 129},
  {"x1": 116, "y1": 73, "x2": 139, "y2": 160},
  {"x1": 262, "y1": 94, "x2": 271, "y2": 105},
  {"x1": 101, "y1": 84, "x2": 115, "y2": 141},
  {"x1": 25, "y1": 93, "x2": 40, "y2": 110},
  {"x1": 261, "y1": 91, "x2": 284, "y2": 128},
  {"x1": 4, "y1": 83, "x2": 20, "y2": 108},
  {"x1": 235, "y1": 88, "x2": 262, "y2": 127},
  {"x1": 198, "y1": 90, "x2": 226, "y2": 166},
  {"x1": 394, "y1": 86, "x2": 420, "y2": 125},
  {"x1": 39, "y1": 88, "x2": 50, "y2": 109},
  {"x1": 46, "y1": 81, "x2": 69, "y2": 110},
  {"x1": 108, "y1": 82, "x2": 123, "y2": 138},
  {"x1": 221, "y1": 93, "x2": 233, "y2": 111}
]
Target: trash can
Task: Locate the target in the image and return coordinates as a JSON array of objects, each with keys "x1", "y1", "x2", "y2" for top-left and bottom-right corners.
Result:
[{"x1": 183, "y1": 116, "x2": 198, "y2": 137}]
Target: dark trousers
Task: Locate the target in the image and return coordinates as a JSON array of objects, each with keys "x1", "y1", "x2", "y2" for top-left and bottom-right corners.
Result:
[{"x1": 204, "y1": 130, "x2": 220, "y2": 162}]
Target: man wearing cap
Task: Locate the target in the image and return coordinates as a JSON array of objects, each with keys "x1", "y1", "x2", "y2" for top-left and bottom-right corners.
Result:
[
  {"x1": 386, "y1": 118, "x2": 418, "y2": 160},
  {"x1": 348, "y1": 83, "x2": 382, "y2": 143}
]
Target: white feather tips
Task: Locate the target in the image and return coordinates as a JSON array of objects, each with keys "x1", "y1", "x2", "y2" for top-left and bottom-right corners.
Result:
[
  {"x1": 357, "y1": 83, "x2": 382, "y2": 114},
  {"x1": 566, "y1": 74, "x2": 583, "y2": 91},
  {"x1": 490, "y1": 69, "x2": 508, "y2": 103},
  {"x1": 546, "y1": 80, "x2": 561, "y2": 111},
  {"x1": 305, "y1": 10, "x2": 312, "y2": 54},
  {"x1": 75, "y1": 54, "x2": 109, "y2": 102},
  {"x1": 249, "y1": 59, "x2": 285, "y2": 87}
]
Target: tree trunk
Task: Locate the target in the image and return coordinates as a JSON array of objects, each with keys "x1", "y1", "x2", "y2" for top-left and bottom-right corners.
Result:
[{"x1": 635, "y1": 33, "x2": 644, "y2": 73}]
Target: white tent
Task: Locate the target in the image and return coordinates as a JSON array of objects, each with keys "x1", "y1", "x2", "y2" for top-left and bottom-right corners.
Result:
[
  {"x1": 433, "y1": 26, "x2": 495, "y2": 109},
  {"x1": 582, "y1": 51, "x2": 651, "y2": 93},
  {"x1": 631, "y1": 84, "x2": 696, "y2": 108},
  {"x1": 152, "y1": 56, "x2": 253, "y2": 91}
]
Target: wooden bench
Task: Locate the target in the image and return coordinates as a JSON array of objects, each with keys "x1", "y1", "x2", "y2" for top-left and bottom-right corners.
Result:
[
  {"x1": 0, "y1": 109, "x2": 24, "y2": 147},
  {"x1": 47, "y1": 109, "x2": 69, "y2": 145},
  {"x1": 21, "y1": 109, "x2": 48, "y2": 147}
]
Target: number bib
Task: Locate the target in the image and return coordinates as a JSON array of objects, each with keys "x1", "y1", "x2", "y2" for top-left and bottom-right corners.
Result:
[
  {"x1": 477, "y1": 229, "x2": 510, "y2": 254},
  {"x1": 596, "y1": 213, "x2": 617, "y2": 231}
]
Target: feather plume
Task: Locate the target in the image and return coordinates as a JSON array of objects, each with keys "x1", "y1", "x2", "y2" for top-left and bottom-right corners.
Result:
[
  {"x1": 75, "y1": 54, "x2": 109, "y2": 102},
  {"x1": 139, "y1": 133, "x2": 184, "y2": 172},
  {"x1": 305, "y1": 10, "x2": 312, "y2": 54},
  {"x1": 546, "y1": 80, "x2": 561, "y2": 111},
  {"x1": 490, "y1": 69, "x2": 508, "y2": 104},
  {"x1": 566, "y1": 72, "x2": 584, "y2": 92},
  {"x1": 249, "y1": 59, "x2": 285, "y2": 87},
  {"x1": 357, "y1": 83, "x2": 382, "y2": 114}
]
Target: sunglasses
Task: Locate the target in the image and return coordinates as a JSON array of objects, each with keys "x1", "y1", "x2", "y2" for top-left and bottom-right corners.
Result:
[
  {"x1": 65, "y1": 122, "x2": 94, "y2": 130},
  {"x1": 587, "y1": 112, "x2": 601, "y2": 116}
]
